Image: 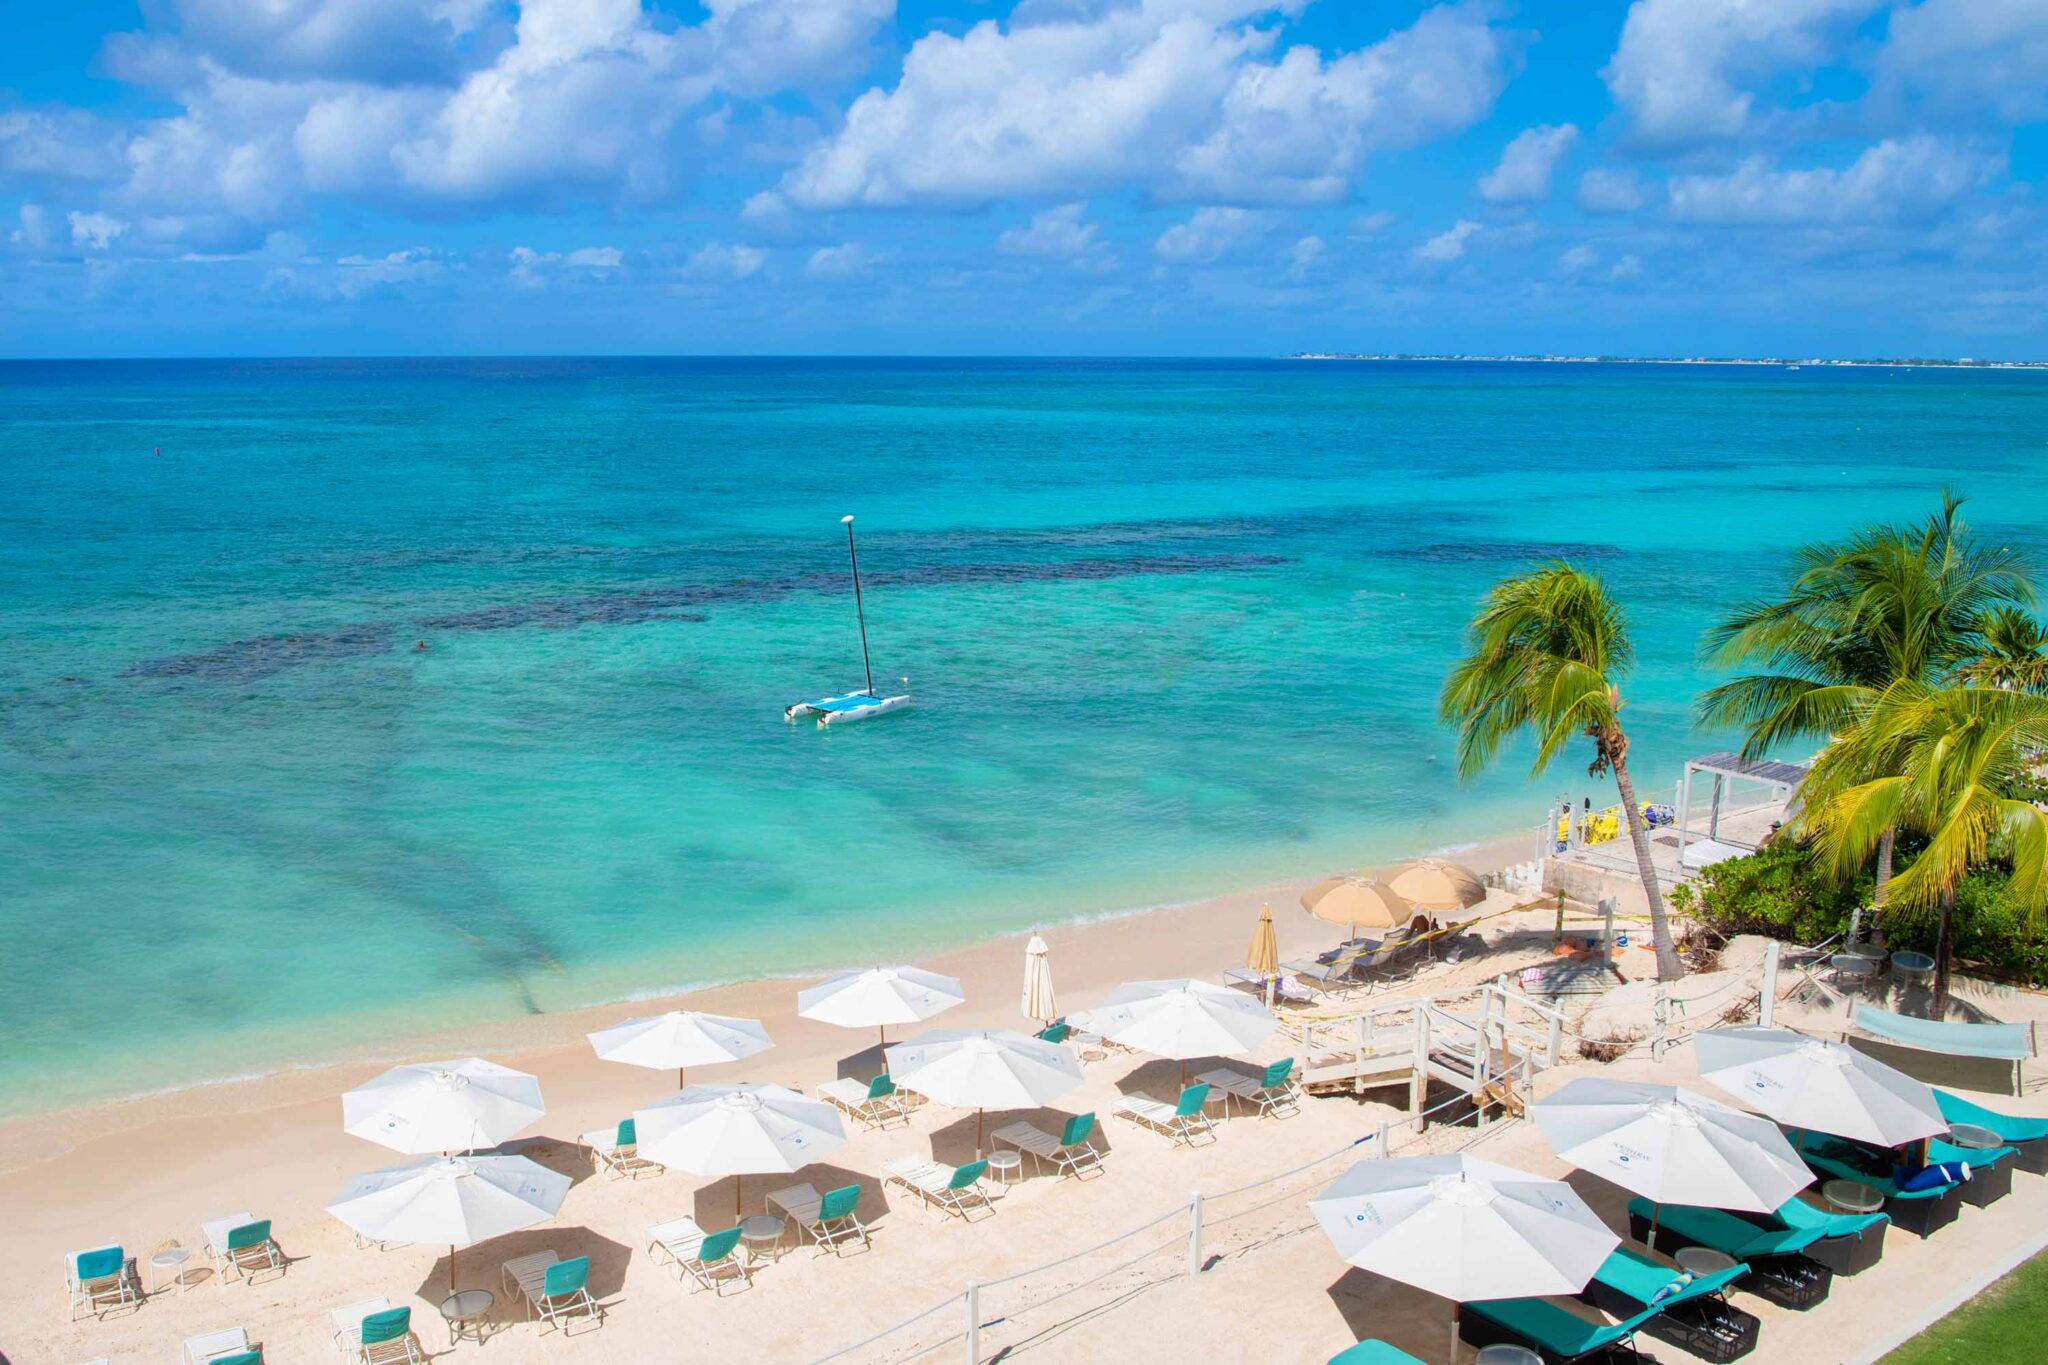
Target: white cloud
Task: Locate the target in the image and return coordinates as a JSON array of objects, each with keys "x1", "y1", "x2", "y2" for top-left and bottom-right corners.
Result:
[
  {"x1": 997, "y1": 202, "x2": 1102, "y2": 261},
  {"x1": 1154, "y1": 206, "x2": 1269, "y2": 263},
  {"x1": 1578, "y1": 168, "x2": 1651, "y2": 214},
  {"x1": 1558, "y1": 243, "x2": 1598, "y2": 273},
  {"x1": 1873, "y1": 0, "x2": 2048, "y2": 123},
  {"x1": 0, "y1": 108, "x2": 127, "y2": 181},
  {"x1": 684, "y1": 240, "x2": 768, "y2": 279},
  {"x1": 806, "y1": 242, "x2": 878, "y2": 277},
  {"x1": 1286, "y1": 234, "x2": 1325, "y2": 277},
  {"x1": 508, "y1": 243, "x2": 624, "y2": 287},
  {"x1": 1602, "y1": 0, "x2": 1882, "y2": 145},
  {"x1": 1608, "y1": 254, "x2": 1642, "y2": 281},
  {"x1": 1477, "y1": 123, "x2": 1577, "y2": 204},
  {"x1": 1666, "y1": 136, "x2": 2001, "y2": 225},
  {"x1": 11, "y1": 203, "x2": 55, "y2": 248},
  {"x1": 69, "y1": 211, "x2": 129, "y2": 249},
  {"x1": 1347, "y1": 209, "x2": 1396, "y2": 238},
  {"x1": 777, "y1": 1, "x2": 1515, "y2": 209},
  {"x1": 1414, "y1": 218, "x2": 1480, "y2": 263}
]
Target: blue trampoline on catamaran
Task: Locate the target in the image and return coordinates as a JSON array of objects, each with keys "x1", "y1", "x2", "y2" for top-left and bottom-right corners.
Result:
[{"x1": 784, "y1": 515, "x2": 912, "y2": 728}]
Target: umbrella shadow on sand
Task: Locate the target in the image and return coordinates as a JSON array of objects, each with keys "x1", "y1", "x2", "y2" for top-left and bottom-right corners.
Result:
[
  {"x1": 1115, "y1": 1057, "x2": 1213, "y2": 1098},
  {"x1": 923, "y1": 1108, "x2": 1119, "y2": 1169},
  {"x1": 1325, "y1": 1267, "x2": 1456, "y2": 1361},
  {"x1": 415, "y1": 1227, "x2": 631, "y2": 1333},
  {"x1": 1560, "y1": 1168, "x2": 1634, "y2": 1232},
  {"x1": 498, "y1": 1134, "x2": 600, "y2": 1189},
  {"x1": 833, "y1": 1044, "x2": 890, "y2": 1080},
  {"x1": 690, "y1": 1163, "x2": 894, "y2": 1235}
]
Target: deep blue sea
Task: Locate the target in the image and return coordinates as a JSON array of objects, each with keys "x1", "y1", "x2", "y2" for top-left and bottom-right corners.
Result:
[{"x1": 4, "y1": 357, "x2": 2045, "y2": 1114}]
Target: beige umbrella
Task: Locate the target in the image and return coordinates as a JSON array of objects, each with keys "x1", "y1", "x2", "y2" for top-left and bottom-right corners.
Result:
[
  {"x1": 1383, "y1": 858, "x2": 1486, "y2": 913},
  {"x1": 1301, "y1": 877, "x2": 1411, "y2": 936},
  {"x1": 1247, "y1": 905, "x2": 1281, "y2": 1007},
  {"x1": 1021, "y1": 935, "x2": 1058, "y2": 1027}
]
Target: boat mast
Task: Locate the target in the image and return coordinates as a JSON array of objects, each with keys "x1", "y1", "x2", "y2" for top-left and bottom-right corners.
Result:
[{"x1": 842, "y1": 515, "x2": 877, "y2": 697}]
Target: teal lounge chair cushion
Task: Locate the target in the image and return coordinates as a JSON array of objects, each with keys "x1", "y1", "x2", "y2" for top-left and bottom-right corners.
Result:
[
  {"x1": 1594, "y1": 1245, "x2": 1747, "y2": 1309},
  {"x1": 1936, "y1": 1090, "x2": 2048, "y2": 1143},
  {"x1": 1800, "y1": 1139, "x2": 1956, "y2": 1200},
  {"x1": 73, "y1": 1246, "x2": 124, "y2": 1279},
  {"x1": 1039, "y1": 1023, "x2": 1071, "y2": 1044},
  {"x1": 1629, "y1": 1198, "x2": 1817, "y2": 1258},
  {"x1": 949, "y1": 1159, "x2": 988, "y2": 1190},
  {"x1": 1174, "y1": 1083, "x2": 1211, "y2": 1119},
  {"x1": 696, "y1": 1227, "x2": 741, "y2": 1263},
  {"x1": 616, "y1": 1118, "x2": 636, "y2": 1146},
  {"x1": 1060, "y1": 1111, "x2": 1096, "y2": 1147},
  {"x1": 818, "y1": 1184, "x2": 861, "y2": 1221},
  {"x1": 1928, "y1": 1136, "x2": 2017, "y2": 1171},
  {"x1": 1768, "y1": 1194, "x2": 1888, "y2": 1239},
  {"x1": 226, "y1": 1219, "x2": 271, "y2": 1251},
  {"x1": 1328, "y1": 1341, "x2": 1428, "y2": 1365},
  {"x1": 211, "y1": 1353, "x2": 262, "y2": 1365},
  {"x1": 359, "y1": 1308, "x2": 411, "y2": 1345},
  {"x1": 541, "y1": 1255, "x2": 589, "y2": 1296},
  {"x1": 1467, "y1": 1296, "x2": 1651, "y2": 1357}
]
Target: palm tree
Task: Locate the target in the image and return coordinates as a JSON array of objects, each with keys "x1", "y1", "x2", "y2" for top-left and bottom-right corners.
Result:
[
  {"x1": 1440, "y1": 563, "x2": 1684, "y2": 981},
  {"x1": 1798, "y1": 682, "x2": 2048, "y2": 1012},
  {"x1": 1956, "y1": 607, "x2": 2048, "y2": 693},
  {"x1": 1699, "y1": 494, "x2": 2033, "y2": 903}
]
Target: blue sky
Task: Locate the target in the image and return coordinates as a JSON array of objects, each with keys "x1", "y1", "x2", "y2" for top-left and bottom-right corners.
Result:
[{"x1": 1, "y1": 0, "x2": 2044, "y2": 358}]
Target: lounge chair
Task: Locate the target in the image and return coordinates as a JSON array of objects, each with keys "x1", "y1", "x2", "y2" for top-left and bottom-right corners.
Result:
[
  {"x1": 202, "y1": 1213, "x2": 283, "y2": 1286},
  {"x1": 65, "y1": 1244, "x2": 140, "y2": 1321},
  {"x1": 817, "y1": 1073, "x2": 909, "y2": 1130},
  {"x1": 1797, "y1": 1135, "x2": 1969, "y2": 1237},
  {"x1": 1221, "y1": 968, "x2": 1316, "y2": 1004},
  {"x1": 1929, "y1": 1133, "x2": 2018, "y2": 1206},
  {"x1": 884, "y1": 1157, "x2": 994, "y2": 1220},
  {"x1": 501, "y1": 1251, "x2": 601, "y2": 1330},
  {"x1": 184, "y1": 1327, "x2": 261, "y2": 1365},
  {"x1": 1461, "y1": 1294, "x2": 1652, "y2": 1362},
  {"x1": 767, "y1": 1182, "x2": 871, "y2": 1255},
  {"x1": 1113, "y1": 1082, "x2": 1217, "y2": 1146},
  {"x1": 1733, "y1": 1193, "x2": 1889, "y2": 1276},
  {"x1": 1037, "y1": 1022, "x2": 1071, "y2": 1043},
  {"x1": 330, "y1": 1298, "x2": 422, "y2": 1365},
  {"x1": 580, "y1": 1118, "x2": 664, "y2": 1180},
  {"x1": 647, "y1": 1216, "x2": 752, "y2": 1292},
  {"x1": 992, "y1": 1111, "x2": 1105, "y2": 1180},
  {"x1": 1279, "y1": 945, "x2": 1375, "y2": 994},
  {"x1": 1936, "y1": 1089, "x2": 2048, "y2": 1175},
  {"x1": 1196, "y1": 1059, "x2": 1300, "y2": 1119},
  {"x1": 1626, "y1": 1200, "x2": 1831, "y2": 1309},
  {"x1": 1327, "y1": 1343, "x2": 1427, "y2": 1365},
  {"x1": 1579, "y1": 1244, "x2": 1758, "y2": 1362}
]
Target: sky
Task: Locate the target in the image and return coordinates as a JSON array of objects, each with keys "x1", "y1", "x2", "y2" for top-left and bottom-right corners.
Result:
[{"x1": 1, "y1": 0, "x2": 2045, "y2": 358}]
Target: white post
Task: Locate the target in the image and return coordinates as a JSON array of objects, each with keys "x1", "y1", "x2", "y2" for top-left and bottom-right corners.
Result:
[
  {"x1": 1651, "y1": 989, "x2": 1669, "y2": 1062},
  {"x1": 1187, "y1": 1193, "x2": 1204, "y2": 1277},
  {"x1": 1760, "y1": 941, "x2": 1781, "y2": 1028},
  {"x1": 1377, "y1": 1118, "x2": 1391, "y2": 1156},
  {"x1": 1675, "y1": 767, "x2": 1692, "y2": 865},
  {"x1": 1600, "y1": 897, "x2": 1617, "y2": 974},
  {"x1": 964, "y1": 1281, "x2": 980, "y2": 1365},
  {"x1": 1546, "y1": 1012, "x2": 1563, "y2": 1067}
]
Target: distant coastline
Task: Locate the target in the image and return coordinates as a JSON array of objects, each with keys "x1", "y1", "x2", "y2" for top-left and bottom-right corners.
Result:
[{"x1": 1286, "y1": 353, "x2": 2048, "y2": 370}]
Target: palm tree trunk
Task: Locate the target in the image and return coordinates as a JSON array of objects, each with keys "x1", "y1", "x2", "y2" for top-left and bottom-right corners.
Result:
[
  {"x1": 1874, "y1": 828, "x2": 1895, "y2": 911},
  {"x1": 1932, "y1": 884, "x2": 1955, "y2": 1016},
  {"x1": 1612, "y1": 756, "x2": 1684, "y2": 981}
]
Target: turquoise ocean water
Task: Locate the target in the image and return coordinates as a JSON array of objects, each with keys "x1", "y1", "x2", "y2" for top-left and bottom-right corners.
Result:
[{"x1": 4, "y1": 358, "x2": 2045, "y2": 1116}]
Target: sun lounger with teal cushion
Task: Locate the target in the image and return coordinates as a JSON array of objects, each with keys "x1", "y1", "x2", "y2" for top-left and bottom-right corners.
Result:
[
  {"x1": 1580, "y1": 1245, "x2": 1758, "y2": 1362},
  {"x1": 1740, "y1": 1193, "x2": 1888, "y2": 1275},
  {"x1": 1626, "y1": 1200, "x2": 1831, "y2": 1310},
  {"x1": 1461, "y1": 1294, "x2": 1655, "y2": 1362},
  {"x1": 65, "y1": 1244, "x2": 140, "y2": 1321},
  {"x1": 1927, "y1": 1133, "x2": 2018, "y2": 1206},
  {"x1": 1327, "y1": 1342, "x2": 1427, "y2": 1365},
  {"x1": 1797, "y1": 1135, "x2": 1966, "y2": 1237},
  {"x1": 1936, "y1": 1089, "x2": 2048, "y2": 1175}
]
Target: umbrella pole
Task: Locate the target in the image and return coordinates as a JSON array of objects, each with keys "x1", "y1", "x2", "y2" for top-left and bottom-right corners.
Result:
[
  {"x1": 1449, "y1": 1304, "x2": 1460, "y2": 1364},
  {"x1": 879, "y1": 1026, "x2": 887, "y2": 1073},
  {"x1": 977, "y1": 1108, "x2": 984, "y2": 1160},
  {"x1": 679, "y1": 1066, "x2": 686, "y2": 1090},
  {"x1": 449, "y1": 1244, "x2": 457, "y2": 1296},
  {"x1": 1648, "y1": 1201, "x2": 1660, "y2": 1247},
  {"x1": 736, "y1": 1174, "x2": 744, "y2": 1224}
]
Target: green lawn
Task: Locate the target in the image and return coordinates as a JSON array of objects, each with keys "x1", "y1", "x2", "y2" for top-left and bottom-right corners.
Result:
[{"x1": 1881, "y1": 1248, "x2": 2048, "y2": 1364}]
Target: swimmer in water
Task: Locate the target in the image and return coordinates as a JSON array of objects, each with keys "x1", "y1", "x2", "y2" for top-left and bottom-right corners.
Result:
[{"x1": 414, "y1": 640, "x2": 429, "y2": 651}]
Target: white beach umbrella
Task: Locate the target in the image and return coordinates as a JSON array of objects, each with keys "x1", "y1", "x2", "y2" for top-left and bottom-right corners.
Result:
[
  {"x1": 885, "y1": 1028, "x2": 1083, "y2": 1156},
  {"x1": 1695, "y1": 1027, "x2": 1946, "y2": 1147},
  {"x1": 1534, "y1": 1077, "x2": 1812, "y2": 1239},
  {"x1": 1021, "y1": 936, "x2": 1058, "y2": 1027},
  {"x1": 342, "y1": 1057, "x2": 545, "y2": 1155},
  {"x1": 326, "y1": 1153, "x2": 569, "y2": 1293},
  {"x1": 797, "y1": 966, "x2": 966, "y2": 1064},
  {"x1": 1091, "y1": 978, "x2": 1277, "y2": 1082},
  {"x1": 634, "y1": 1082, "x2": 847, "y2": 1219},
  {"x1": 1311, "y1": 1153, "x2": 1618, "y2": 1364},
  {"x1": 587, "y1": 1010, "x2": 773, "y2": 1088}
]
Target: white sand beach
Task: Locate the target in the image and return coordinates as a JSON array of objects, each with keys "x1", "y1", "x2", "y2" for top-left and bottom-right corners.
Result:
[{"x1": 9, "y1": 832, "x2": 2048, "y2": 1365}]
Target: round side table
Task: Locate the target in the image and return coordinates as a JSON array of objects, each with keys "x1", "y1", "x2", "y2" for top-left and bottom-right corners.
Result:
[
  {"x1": 147, "y1": 1246, "x2": 191, "y2": 1295},
  {"x1": 1822, "y1": 1179, "x2": 1884, "y2": 1214},
  {"x1": 1475, "y1": 1345, "x2": 1542, "y2": 1365},
  {"x1": 984, "y1": 1149, "x2": 1024, "y2": 1193},
  {"x1": 740, "y1": 1214, "x2": 788, "y2": 1263},
  {"x1": 1674, "y1": 1246, "x2": 1737, "y2": 1277},
  {"x1": 1948, "y1": 1122, "x2": 2003, "y2": 1150},
  {"x1": 440, "y1": 1288, "x2": 494, "y2": 1347}
]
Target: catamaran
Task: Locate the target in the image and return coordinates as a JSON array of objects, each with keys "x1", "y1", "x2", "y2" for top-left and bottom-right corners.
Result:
[{"x1": 784, "y1": 515, "x2": 913, "y2": 727}]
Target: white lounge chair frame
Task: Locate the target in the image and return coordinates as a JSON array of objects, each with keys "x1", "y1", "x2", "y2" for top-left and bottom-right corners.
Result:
[
  {"x1": 1112, "y1": 1092, "x2": 1218, "y2": 1146},
  {"x1": 1196, "y1": 1065, "x2": 1302, "y2": 1119},
  {"x1": 767, "y1": 1183, "x2": 872, "y2": 1256},
  {"x1": 202, "y1": 1211, "x2": 283, "y2": 1286},
  {"x1": 883, "y1": 1157, "x2": 996, "y2": 1221},
  {"x1": 646, "y1": 1216, "x2": 752, "y2": 1294},
  {"x1": 815, "y1": 1077, "x2": 909, "y2": 1130},
  {"x1": 66, "y1": 1244, "x2": 141, "y2": 1321},
  {"x1": 500, "y1": 1250, "x2": 601, "y2": 1330},
  {"x1": 329, "y1": 1296, "x2": 423, "y2": 1365},
  {"x1": 184, "y1": 1326, "x2": 252, "y2": 1365},
  {"x1": 579, "y1": 1127, "x2": 665, "y2": 1181},
  {"x1": 991, "y1": 1120, "x2": 1106, "y2": 1180}
]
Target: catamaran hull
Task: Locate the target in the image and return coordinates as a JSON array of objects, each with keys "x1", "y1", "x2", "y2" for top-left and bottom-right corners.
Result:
[{"x1": 784, "y1": 692, "x2": 914, "y2": 727}]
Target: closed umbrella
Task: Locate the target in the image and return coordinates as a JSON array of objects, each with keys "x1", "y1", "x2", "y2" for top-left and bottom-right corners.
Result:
[
  {"x1": 342, "y1": 1058, "x2": 544, "y2": 1155},
  {"x1": 1311, "y1": 1153, "x2": 1617, "y2": 1364},
  {"x1": 1301, "y1": 877, "x2": 1412, "y2": 936},
  {"x1": 1534, "y1": 1077, "x2": 1812, "y2": 1240},
  {"x1": 886, "y1": 1028, "x2": 1082, "y2": 1156},
  {"x1": 1091, "y1": 978, "x2": 1276, "y2": 1084},
  {"x1": 1021, "y1": 936, "x2": 1058, "y2": 1027},
  {"x1": 1246, "y1": 904, "x2": 1280, "y2": 1006},
  {"x1": 798, "y1": 966, "x2": 965, "y2": 1068},
  {"x1": 1383, "y1": 858, "x2": 1486, "y2": 913},
  {"x1": 327, "y1": 1154, "x2": 569, "y2": 1293},
  {"x1": 587, "y1": 1010, "x2": 773, "y2": 1088},
  {"x1": 1695, "y1": 1027, "x2": 1946, "y2": 1147},
  {"x1": 634, "y1": 1082, "x2": 847, "y2": 1220}
]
